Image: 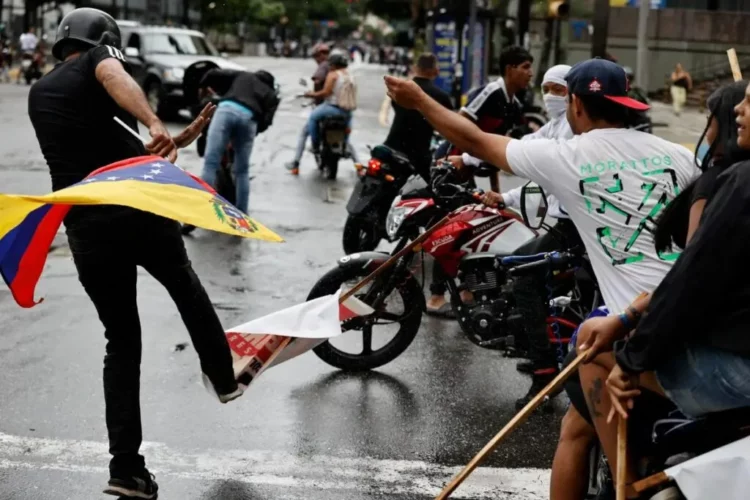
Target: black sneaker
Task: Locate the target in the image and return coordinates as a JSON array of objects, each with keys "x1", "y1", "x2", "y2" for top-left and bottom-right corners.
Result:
[
  {"x1": 515, "y1": 368, "x2": 560, "y2": 412},
  {"x1": 516, "y1": 360, "x2": 534, "y2": 375},
  {"x1": 104, "y1": 469, "x2": 159, "y2": 499}
]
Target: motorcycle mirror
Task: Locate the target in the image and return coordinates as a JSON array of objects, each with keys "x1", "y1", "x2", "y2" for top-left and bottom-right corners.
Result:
[
  {"x1": 124, "y1": 47, "x2": 140, "y2": 58},
  {"x1": 520, "y1": 181, "x2": 549, "y2": 230}
]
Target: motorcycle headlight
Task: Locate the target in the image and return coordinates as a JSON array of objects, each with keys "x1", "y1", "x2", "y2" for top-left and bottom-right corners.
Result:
[
  {"x1": 163, "y1": 67, "x2": 185, "y2": 83},
  {"x1": 386, "y1": 197, "x2": 407, "y2": 240}
]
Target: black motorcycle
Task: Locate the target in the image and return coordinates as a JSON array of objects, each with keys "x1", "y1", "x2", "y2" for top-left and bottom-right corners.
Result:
[
  {"x1": 297, "y1": 78, "x2": 352, "y2": 180},
  {"x1": 342, "y1": 144, "x2": 415, "y2": 254}
]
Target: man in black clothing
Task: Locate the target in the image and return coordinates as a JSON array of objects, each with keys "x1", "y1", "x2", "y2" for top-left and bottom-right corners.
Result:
[
  {"x1": 384, "y1": 52, "x2": 453, "y2": 181},
  {"x1": 27, "y1": 8, "x2": 241, "y2": 498}
]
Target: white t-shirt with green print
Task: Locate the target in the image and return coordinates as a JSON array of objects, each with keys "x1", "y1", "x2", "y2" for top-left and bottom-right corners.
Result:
[{"x1": 506, "y1": 127, "x2": 700, "y2": 313}]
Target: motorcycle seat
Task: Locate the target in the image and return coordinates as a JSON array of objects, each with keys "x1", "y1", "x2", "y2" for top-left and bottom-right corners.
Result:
[
  {"x1": 652, "y1": 406, "x2": 750, "y2": 458},
  {"x1": 320, "y1": 116, "x2": 349, "y2": 129},
  {"x1": 371, "y1": 145, "x2": 412, "y2": 167}
]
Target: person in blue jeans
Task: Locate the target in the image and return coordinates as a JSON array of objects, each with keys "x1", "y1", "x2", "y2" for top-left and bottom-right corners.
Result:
[
  {"x1": 196, "y1": 69, "x2": 279, "y2": 215},
  {"x1": 286, "y1": 53, "x2": 355, "y2": 172}
]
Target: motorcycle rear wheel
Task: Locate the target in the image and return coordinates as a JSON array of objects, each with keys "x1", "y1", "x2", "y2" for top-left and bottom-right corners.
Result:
[
  {"x1": 307, "y1": 264, "x2": 423, "y2": 371},
  {"x1": 322, "y1": 153, "x2": 339, "y2": 180},
  {"x1": 216, "y1": 162, "x2": 236, "y2": 206},
  {"x1": 342, "y1": 216, "x2": 382, "y2": 254}
]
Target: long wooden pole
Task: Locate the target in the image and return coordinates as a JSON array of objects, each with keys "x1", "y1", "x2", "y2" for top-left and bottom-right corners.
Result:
[
  {"x1": 616, "y1": 417, "x2": 628, "y2": 500},
  {"x1": 727, "y1": 48, "x2": 743, "y2": 82},
  {"x1": 435, "y1": 351, "x2": 588, "y2": 499}
]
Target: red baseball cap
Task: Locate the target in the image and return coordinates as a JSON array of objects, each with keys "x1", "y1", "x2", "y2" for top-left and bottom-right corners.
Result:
[{"x1": 566, "y1": 59, "x2": 650, "y2": 111}]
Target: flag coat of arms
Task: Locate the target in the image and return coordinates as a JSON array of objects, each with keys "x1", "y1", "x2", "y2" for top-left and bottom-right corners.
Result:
[
  {"x1": 0, "y1": 155, "x2": 282, "y2": 308},
  {"x1": 202, "y1": 290, "x2": 374, "y2": 398}
]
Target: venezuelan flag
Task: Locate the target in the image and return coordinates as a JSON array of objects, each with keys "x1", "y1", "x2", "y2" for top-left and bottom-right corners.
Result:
[{"x1": 0, "y1": 155, "x2": 283, "y2": 308}]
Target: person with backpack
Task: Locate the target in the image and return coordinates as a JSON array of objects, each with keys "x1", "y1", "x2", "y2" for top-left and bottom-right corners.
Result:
[
  {"x1": 196, "y1": 68, "x2": 280, "y2": 215},
  {"x1": 290, "y1": 53, "x2": 357, "y2": 165}
]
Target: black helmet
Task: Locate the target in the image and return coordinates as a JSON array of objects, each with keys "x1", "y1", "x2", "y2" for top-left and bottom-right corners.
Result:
[
  {"x1": 328, "y1": 53, "x2": 349, "y2": 68},
  {"x1": 52, "y1": 8, "x2": 121, "y2": 61}
]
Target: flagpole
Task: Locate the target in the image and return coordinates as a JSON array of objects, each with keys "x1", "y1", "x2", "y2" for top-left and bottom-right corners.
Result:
[
  {"x1": 339, "y1": 214, "x2": 452, "y2": 303},
  {"x1": 114, "y1": 116, "x2": 147, "y2": 143}
]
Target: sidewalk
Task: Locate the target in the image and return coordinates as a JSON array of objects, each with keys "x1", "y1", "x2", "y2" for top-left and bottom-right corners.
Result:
[{"x1": 649, "y1": 101, "x2": 707, "y2": 150}]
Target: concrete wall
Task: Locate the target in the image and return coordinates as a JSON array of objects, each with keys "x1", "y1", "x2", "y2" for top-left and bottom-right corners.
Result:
[{"x1": 523, "y1": 8, "x2": 750, "y2": 92}]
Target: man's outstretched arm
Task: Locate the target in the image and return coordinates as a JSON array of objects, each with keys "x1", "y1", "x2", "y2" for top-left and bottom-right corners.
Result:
[{"x1": 384, "y1": 75, "x2": 515, "y2": 174}]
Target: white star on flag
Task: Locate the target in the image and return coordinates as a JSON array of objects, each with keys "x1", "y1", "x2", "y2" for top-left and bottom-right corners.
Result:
[
  {"x1": 151, "y1": 163, "x2": 164, "y2": 168},
  {"x1": 83, "y1": 179, "x2": 97, "y2": 183},
  {"x1": 149, "y1": 168, "x2": 162, "y2": 175},
  {"x1": 142, "y1": 174, "x2": 154, "y2": 180},
  {"x1": 106, "y1": 176, "x2": 119, "y2": 181}
]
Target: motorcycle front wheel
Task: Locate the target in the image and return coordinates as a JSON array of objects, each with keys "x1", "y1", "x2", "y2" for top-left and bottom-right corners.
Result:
[
  {"x1": 342, "y1": 215, "x2": 382, "y2": 254},
  {"x1": 307, "y1": 264, "x2": 424, "y2": 371}
]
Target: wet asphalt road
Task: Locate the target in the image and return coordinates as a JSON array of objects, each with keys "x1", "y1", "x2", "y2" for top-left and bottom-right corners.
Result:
[{"x1": 0, "y1": 57, "x2": 702, "y2": 500}]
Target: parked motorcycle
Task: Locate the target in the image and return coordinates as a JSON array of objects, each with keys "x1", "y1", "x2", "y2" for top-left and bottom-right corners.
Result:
[
  {"x1": 342, "y1": 144, "x2": 416, "y2": 254},
  {"x1": 297, "y1": 78, "x2": 352, "y2": 180}
]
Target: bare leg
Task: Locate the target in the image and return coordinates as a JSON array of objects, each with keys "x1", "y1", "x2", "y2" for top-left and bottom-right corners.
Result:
[
  {"x1": 550, "y1": 406, "x2": 597, "y2": 500},
  {"x1": 579, "y1": 353, "x2": 665, "y2": 490}
]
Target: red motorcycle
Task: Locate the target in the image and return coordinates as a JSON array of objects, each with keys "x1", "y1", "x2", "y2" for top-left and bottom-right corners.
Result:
[{"x1": 307, "y1": 164, "x2": 597, "y2": 371}]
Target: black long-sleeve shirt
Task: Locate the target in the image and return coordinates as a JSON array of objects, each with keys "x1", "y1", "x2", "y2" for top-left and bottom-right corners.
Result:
[{"x1": 616, "y1": 161, "x2": 750, "y2": 373}]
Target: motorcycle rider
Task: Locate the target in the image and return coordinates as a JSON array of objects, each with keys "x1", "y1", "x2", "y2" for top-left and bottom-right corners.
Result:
[
  {"x1": 385, "y1": 58, "x2": 702, "y2": 491},
  {"x1": 460, "y1": 65, "x2": 579, "y2": 407},
  {"x1": 286, "y1": 42, "x2": 330, "y2": 175},
  {"x1": 27, "y1": 8, "x2": 240, "y2": 498},
  {"x1": 197, "y1": 66, "x2": 280, "y2": 215},
  {"x1": 383, "y1": 52, "x2": 454, "y2": 182},
  {"x1": 286, "y1": 53, "x2": 356, "y2": 169},
  {"x1": 571, "y1": 80, "x2": 750, "y2": 492},
  {"x1": 426, "y1": 46, "x2": 533, "y2": 315},
  {"x1": 433, "y1": 45, "x2": 533, "y2": 159},
  {"x1": 17, "y1": 26, "x2": 39, "y2": 84}
]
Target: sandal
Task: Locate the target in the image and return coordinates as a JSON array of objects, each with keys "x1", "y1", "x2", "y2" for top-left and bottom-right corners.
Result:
[{"x1": 426, "y1": 302, "x2": 456, "y2": 319}]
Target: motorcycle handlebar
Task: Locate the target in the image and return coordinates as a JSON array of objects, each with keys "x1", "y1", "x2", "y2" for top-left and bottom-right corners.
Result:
[{"x1": 504, "y1": 251, "x2": 575, "y2": 276}]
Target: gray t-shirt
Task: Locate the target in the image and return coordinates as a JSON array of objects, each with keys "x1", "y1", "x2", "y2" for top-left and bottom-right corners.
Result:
[{"x1": 312, "y1": 61, "x2": 330, "y2": 91}]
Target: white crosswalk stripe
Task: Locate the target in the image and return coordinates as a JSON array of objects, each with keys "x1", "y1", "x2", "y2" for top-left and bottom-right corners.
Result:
[{"x1": 0, "y1": 432, "x2": 549, "y2": 498}]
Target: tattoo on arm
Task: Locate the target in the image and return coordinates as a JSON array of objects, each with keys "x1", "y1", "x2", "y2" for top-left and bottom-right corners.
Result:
[{"x1": 587, "y1": 378, "x2": 604, "y2": 418}]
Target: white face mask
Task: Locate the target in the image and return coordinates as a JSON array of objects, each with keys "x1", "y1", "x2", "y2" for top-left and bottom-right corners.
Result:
[{"x1": 543, "y1": 94, "x2": 567, "y2": 118}]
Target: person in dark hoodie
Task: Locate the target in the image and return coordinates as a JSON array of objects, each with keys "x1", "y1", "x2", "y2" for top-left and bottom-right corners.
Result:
[
  {"x1": 574, "y1": 79, "x2": 750, "y2": 492},
  {"x1": 197, "y1": 68, "x2": 280, "y2": 215}
]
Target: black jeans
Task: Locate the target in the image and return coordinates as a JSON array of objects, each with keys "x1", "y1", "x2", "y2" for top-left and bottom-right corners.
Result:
[
  {"x1": 512, "y1": 219, "x2": 582, "y2": 370},
  {"x1": 66, "y1": 209, "x2": 236, "y2": 477}
]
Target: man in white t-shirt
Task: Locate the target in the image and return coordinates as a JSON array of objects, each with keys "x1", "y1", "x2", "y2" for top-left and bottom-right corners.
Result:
[
  {"x1": 385, "y1": 58, "x2": 698, "y2": 317},
  {"x1": 385, "y1": 58, "x2": 700, "y2": 499}
]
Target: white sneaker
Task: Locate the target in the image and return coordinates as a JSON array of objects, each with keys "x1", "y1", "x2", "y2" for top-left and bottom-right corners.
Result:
[{"x1": 218, "y1": 386, "x2": 244, "y2": 404}]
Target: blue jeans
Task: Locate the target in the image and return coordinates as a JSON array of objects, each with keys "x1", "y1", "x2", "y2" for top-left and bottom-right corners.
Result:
[
  {"x1": 308, "y1": 103, "x2": 351, "y2": 151},
  {"x1": 656, "y1": 346, "x2": 750, "y2": 418},
  {"x1": 201, "y1": 103, "x2": 257, "y2": 214}
]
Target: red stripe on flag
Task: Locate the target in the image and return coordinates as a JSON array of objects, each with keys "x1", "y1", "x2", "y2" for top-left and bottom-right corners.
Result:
[{"x1": 12, "y1": 204, "x2": 70, "y2": 308}]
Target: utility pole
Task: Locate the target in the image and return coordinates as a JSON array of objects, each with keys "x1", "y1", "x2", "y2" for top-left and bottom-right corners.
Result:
[
  {"x1": 590, "y1": 0, "x2": 610, "y2": 58},
  {"x1": 517, "y1": 0, "x2": 531, "y2": 49},
  {"x1": 466, "y1": 0, "x2": 477, "y2": 90},
  {"x1": 636, "y1": 0, "x2": 649, "y2": 90}
]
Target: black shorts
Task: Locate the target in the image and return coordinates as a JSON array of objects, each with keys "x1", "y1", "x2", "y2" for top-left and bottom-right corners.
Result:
[{"x1": 562, "y1": 351, "x2": 678, "y2": 453}]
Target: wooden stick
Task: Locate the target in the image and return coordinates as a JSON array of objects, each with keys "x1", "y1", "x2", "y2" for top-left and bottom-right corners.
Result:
[
  {"x1": 632, "y1": 471, "x2": 670, "y2": 494},
  {"x1": 727, "y1": 48, "x2": 743, "y2": 82},
  {"x1": 435, "y1": 351, "x2": 588, "y2": 500},
  {"x1": 617, "y1": 416, "x2": 628, "y2": 500},
  {"x1": 339, "y1": 214, "x2": 451, "y2": 303}
]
